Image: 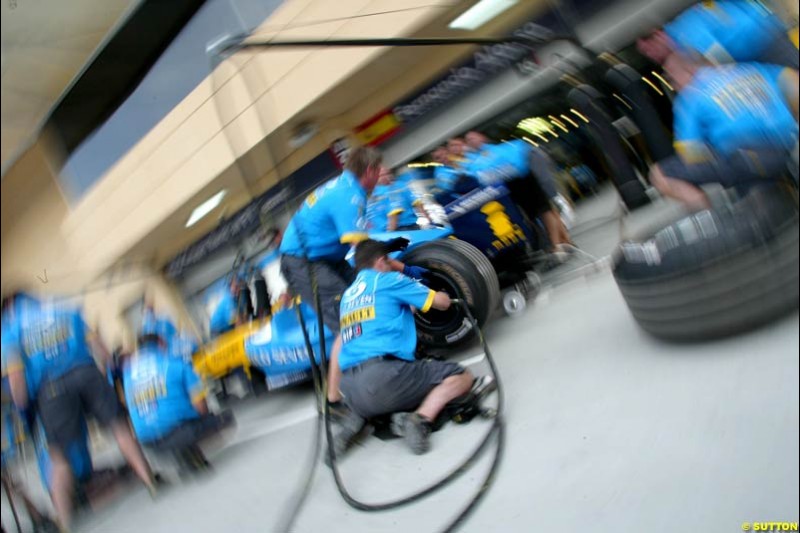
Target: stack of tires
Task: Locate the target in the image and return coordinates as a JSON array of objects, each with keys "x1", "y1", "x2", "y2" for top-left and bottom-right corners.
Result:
[{"x1": 613, "y1": 185, "x2": 799, "y2": 341}]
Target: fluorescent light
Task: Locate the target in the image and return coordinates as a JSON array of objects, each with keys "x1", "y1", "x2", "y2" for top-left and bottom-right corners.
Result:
[
  {"x1": 408, "y1": 162, "x2": 442, "y2": 168},
  {"x1": 186, "y1": 190, "x2": 227, "y2": 228},
  {"x1": 449, "y1": 0, "x2": 518, "y2": 30}
]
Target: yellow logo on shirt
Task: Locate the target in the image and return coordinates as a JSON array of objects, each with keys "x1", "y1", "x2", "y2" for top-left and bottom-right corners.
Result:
[{"x1": 340, "y1": 306, "x2": 375, "y2": 328}]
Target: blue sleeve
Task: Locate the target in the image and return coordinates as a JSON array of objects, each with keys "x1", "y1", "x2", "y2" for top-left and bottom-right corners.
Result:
[
  {"x1": 665, "y1": 6, "x2": 718, "y2": 57},
  {"x1": 332, "y1": 191, "x2": 368, "y2": 245},
  {"x1": 209, "y1": 295, "x2": 234, "y2": 332},
  {"x1": 673, "y1": 89, "x2": 710, "y2": 162},
  {"x1": 382, "y1": 273, "x2": 436, "y2": 312},
  {"x1": 183, "y1": 362, "x2": 206, "y2": 403}
]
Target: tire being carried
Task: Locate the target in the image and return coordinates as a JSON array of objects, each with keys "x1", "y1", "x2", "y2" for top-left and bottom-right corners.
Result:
[
  {"x1": 613, "y1": 185, "x2": 799, "y2": 341},
  {"x1": 403, "y1": 239, "x2": 500, "y2": 348}
]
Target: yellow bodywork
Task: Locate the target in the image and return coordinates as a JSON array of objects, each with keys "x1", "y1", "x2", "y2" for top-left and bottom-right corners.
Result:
[{"x1": 192, "y1": 318, "x2": 270, "y2": 380}]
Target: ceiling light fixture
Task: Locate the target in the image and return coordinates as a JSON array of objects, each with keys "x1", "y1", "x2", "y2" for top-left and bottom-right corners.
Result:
[
  {"x1": 448, "y1": 0, "x2": 519, "y2": 31},
  {"x1": 186, "y1": 190, "x2": 227, "y2": 228}
]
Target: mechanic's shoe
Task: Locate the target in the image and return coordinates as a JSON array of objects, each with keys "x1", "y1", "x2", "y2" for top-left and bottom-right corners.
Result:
[
  {"x1": 471, "y1": 375, "x2": 497, "y2": 400},
  {"x1": 326, "y1": 407, "x2": 366, "y2": 466},
  {"x1": 327, "y1": 401, "x2": 351, "y2": 422},
  {"x1": 390, "y1": 412, "x2": 408, "y2": 437},
  {"x1": 394, "y1": 413, "x2": 432, "y2": 455}
]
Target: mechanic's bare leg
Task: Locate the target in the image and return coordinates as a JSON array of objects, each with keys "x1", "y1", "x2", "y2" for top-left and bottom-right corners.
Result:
[
  {"x1": 110, "y1": 421, "x2": 156, "y2": 493},
  {"x1": 327, "y1": 335, "x2": 343, "y2": 403},
  {"x1": 542, "y1": 210, "x2": 572, "y2": 250},
  {"x1": 49, "y1": 448, "x2": 74, "y2": 531},
  {"x1": 649, "y1": 164, "x2": 710, "y2": 210},
  {"x1": 416, "y1": 371, "x2": 474, "y2": 422}
]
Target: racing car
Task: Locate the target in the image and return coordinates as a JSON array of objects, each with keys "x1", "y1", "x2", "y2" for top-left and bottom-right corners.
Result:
[{"x1": 193, "y1": 178, "x2": 550, "y2": 392}]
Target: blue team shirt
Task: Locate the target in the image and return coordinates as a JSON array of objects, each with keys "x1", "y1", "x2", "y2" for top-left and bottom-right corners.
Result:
[
  {"x1": 280, "y1": 170, "x2": 368, "y2": 261},
  {"x1": 141, "y1": 309, "x2": 176, "y2": 343},
  {"x1": 433, "y1": 165, "x2": 462, "y2": 193},
  {"x1": 366, "y1": 184, "x2": 393, "y2": 231},
  {"x1": 366, "y1": 180, "x2": 422, "y2": 231},
  {"x1": 209, "y1": 291, "x2": 236, "y2": 335},
  {"x1": 122, "y1": 345, "x2": 206, "y2": 443},
  {"x1": 665, "y1": 1, "x2": 786, "y2": 63},
  {"x1": 674, "y1": 64, "x2": 798, "y2": 158},
  {"x1": 1, "y1": 297, "x2": 94, "y2": 395},
  {"x1": 170, "y1": 333, "x2": 198, "y2": 363},
  {"x1": 465, "y1": 141, "x2": 531, "y2": 186},
  {"x1": 391, "y1": 184, "x2": 422, "y2": 228},
  {"x1": 338, "y1": 270, "x2": 435, "y2": 370}
]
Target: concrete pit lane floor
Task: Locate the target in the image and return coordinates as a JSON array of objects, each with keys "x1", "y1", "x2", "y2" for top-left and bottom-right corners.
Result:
[{"x1": 4, "y1": 185, "x2": 797, "y2": 533}]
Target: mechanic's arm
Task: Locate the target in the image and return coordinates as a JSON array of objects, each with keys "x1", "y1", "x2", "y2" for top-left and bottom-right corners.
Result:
[
  {"x1": 386, "y1": 212, "x2": 400, "y2": 232},
  {"x1": 387, "y1": 258, "x2": 406, "y2": 272},
  {"x1": 88, "y1": 329, "x2": 113, "y2": 372},
  {"x1": 430, "y1": 291, "x2": 452, "y2": 311},
  {"x1": 778, "y1": 67, "x2": 799, "y2": 121},
  {"x1": 185, "y1": 365, "x2": 209, "y2": 415},
  {"x1": 193, "y1": 397, "x2": 209, "y2": 416},
  {"x1": 7, "y1": 366, "x2": 28, "y2": 410},
  {"x1": 3, "y1": 334, "x2": 28, "y2": 409}
]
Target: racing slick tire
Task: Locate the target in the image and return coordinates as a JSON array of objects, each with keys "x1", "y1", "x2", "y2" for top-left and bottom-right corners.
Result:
[
  {"x1": 403, "y1": 239, "x2": 500, "y2": 348},
  {"x1": 612, "y1": 185, "x2": 799, "y2": 341}
]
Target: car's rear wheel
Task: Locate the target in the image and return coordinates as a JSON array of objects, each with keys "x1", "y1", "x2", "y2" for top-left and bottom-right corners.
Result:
[{"x1": 402, "y1": 239, "x2": 500, "y2": 348}]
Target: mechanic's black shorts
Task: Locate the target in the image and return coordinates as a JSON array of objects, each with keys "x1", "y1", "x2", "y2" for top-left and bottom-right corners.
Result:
[
  {"x1": 37, "y1": 364, "x2": 122, "y2": 452},
  {"x1": 280, "y1": 254, "x2": 356, "y2": 332},
  {"x1": 145, "y1": 411, "x2": 235, "y2": 453},
  {"x1": 505, "y1": 173, "x2": 552, "y2": 221},
  {"x1": 659, "y1": 148, "x2": 791, "y2": 191},
  {"x1": 339, "y1": 357, "x2": 467, "y2": 419}
]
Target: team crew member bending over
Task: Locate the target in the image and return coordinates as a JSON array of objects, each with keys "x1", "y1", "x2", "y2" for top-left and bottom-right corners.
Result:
[
  {"x1": 123, "y1": 315, "x2": 233, "y2": 473},
  {"x1": 649, "y1": 53, "x2": 799, "y2": 208},
  {"x1": 1, "y1": 292, "x2": 156, "y2": 532},
  {"x1": 459, "y1": 132, "x2": 573, "y2": 252},
  {"x1": 280, "y1": 146, "x2": 425, "y2": 404},
  {"x1": 637, "y1": 0, "x2": 798, "y2": 69},
  {"x1": 335, "y1": 240, "x2": 475, "y2": 455}
]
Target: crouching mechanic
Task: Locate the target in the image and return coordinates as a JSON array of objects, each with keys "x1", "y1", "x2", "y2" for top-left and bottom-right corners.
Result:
[
  {"x1": 332, "y1": 240, "x2": 475, "y2": 455},
  {"x1": 123, "y1": 315, "x2": 234, "y2": 474}
]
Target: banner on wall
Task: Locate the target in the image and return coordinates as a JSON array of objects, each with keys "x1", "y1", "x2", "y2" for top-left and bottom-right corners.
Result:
[{"x1": 354, "y1": 109, "x2": 402, "y2": 146}]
